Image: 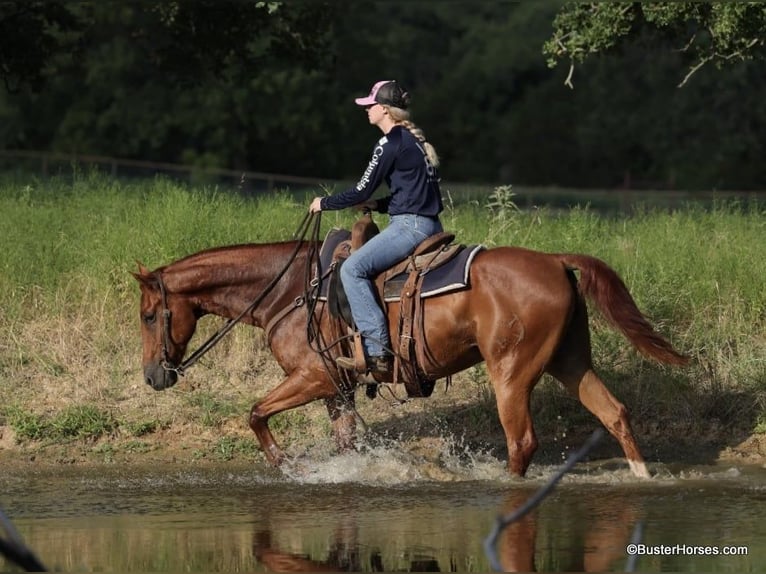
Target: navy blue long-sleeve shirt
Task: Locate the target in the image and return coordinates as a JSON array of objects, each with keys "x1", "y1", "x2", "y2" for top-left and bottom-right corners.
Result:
[{"x1": 320, "y1": 125, "x2": 443, "y2": 217}]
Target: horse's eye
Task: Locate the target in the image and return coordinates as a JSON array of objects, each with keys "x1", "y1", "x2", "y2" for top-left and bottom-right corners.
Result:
[{"x1": 143, "y1": 312, "x2": 156, "y2": 325}]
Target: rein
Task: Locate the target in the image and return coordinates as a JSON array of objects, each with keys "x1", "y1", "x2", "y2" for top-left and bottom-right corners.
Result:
[{"x1": 157, "y1": 211, "x2": 318, "y2": 376}]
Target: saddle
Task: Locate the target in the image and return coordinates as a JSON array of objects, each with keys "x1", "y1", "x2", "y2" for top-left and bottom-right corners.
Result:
[{"x1": 323, "y1": 212, "x2": 480, "y2": 398}]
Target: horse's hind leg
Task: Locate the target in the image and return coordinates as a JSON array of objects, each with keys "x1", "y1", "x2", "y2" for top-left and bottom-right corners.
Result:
[
  {"x1": 478, "y1": 291, "x2": 570, "y2": 477},
  {"x1": 547, "y1": 299, "x2": 650, "y2": 478},
  {"x1": 490, "y1": 362, "x2": 540, "y2": 477},
  {"x1": 558, "y1": 368, "x2": 649, "y2": 478},
  {"x1": 324, "y1": 393, "x2": 357, "y2": 452},
  {"x1": 484, "y1": 341, "x2": 556, "y2": 476}
]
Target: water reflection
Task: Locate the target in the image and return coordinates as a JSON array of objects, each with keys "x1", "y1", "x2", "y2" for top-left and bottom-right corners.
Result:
[
  {"x1": 1, "y1": 465, "x2": 765, "y2": 572},
  {"x1": 235, "y1": 479, "x2": 490, "y2": 572},
  {"x1": 253, "y1": 518, "x2": 362, "y2": 572},
  {"x1": 252, "y1": 526, "x2": 444, "y2": 572},
  {"x1": 247, "y1": 487, "x2": 644, "y2": 572},
  {"x1": 494, "y1": 490, "x2": 537, "y2": 572},
  {"x1": 497, "y1": 488, "x2": 643, "y2": 572}
]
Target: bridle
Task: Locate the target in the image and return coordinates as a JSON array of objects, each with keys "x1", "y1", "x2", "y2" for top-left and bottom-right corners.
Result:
[
  {"x1": 149, "y1": 210, "x2": 369, "y2": 430},
  {"x1": 153, "y1": 211, "x2": 321, "y2": 377},
  {"x1": 155, "y1": 275, "x2": 176, "y2": 372}
]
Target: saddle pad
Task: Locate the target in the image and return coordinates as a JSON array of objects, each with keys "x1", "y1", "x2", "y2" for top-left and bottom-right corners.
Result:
[
  {"x1": 383, "y1": 244, "x2": 483, "y2": 301},
  {"x1": 315, "y1": 227, "x2": 484, "y2": 301}
]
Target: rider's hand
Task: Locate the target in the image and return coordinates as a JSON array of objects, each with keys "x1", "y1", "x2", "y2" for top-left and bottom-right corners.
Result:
[{"x1": 309, "y1": 197, "x2": 323, "y2": 213}]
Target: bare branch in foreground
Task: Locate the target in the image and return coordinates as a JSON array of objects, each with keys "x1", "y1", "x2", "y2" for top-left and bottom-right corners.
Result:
[
  {"x1": 0, "y1": 506, "x2": 48, "y2": 571},
  {"x1": 483, "y1": 428, "x2": 604, "y2": 572}
]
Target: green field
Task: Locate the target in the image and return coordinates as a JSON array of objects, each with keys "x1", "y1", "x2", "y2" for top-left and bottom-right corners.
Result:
[{"x1": 0, "y1": 171, "x2": 764, "y2": 465}]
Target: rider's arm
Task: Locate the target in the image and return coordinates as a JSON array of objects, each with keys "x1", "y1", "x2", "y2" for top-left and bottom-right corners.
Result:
[{"x1": 320, "y1": 135, "x2": 396, "y2": 211}]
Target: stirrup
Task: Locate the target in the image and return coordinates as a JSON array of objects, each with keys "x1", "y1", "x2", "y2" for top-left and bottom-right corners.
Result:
[{"x1": 335, "y1": 355, "x2": 359, "y2": 372}]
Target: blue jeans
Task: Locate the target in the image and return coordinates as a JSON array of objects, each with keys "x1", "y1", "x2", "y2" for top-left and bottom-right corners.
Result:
[{"x1": 340, "y1": 213, "x2": 443, "y2": 358}]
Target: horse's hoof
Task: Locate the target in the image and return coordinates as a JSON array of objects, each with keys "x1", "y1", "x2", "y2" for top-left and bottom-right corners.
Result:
[
  {"x1": 628, "y1": 459, "x2": 651, "y2": 479},
  {"x1": 267, "y1": 445, "x2": 287, "y2": 467}
]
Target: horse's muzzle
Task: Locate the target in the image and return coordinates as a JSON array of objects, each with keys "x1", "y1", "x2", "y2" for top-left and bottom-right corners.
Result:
[{"x1": 144, "y1": 363, "x2": 178, "y2": 390}]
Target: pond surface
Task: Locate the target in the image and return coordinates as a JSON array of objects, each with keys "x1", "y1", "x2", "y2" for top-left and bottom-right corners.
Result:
[{"x1": 1, "y1": 449, "x2": 765, "y2": 572}]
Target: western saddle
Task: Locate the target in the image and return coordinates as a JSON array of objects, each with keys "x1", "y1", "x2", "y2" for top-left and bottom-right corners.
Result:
[{"x1": 328, "y1": 212, "x2": 460, "y2": 397}]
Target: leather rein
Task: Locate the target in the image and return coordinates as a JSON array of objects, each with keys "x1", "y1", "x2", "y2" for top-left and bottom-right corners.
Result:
[{"x1": 156, "y1": 211, "x2": 320, "y2": 377}]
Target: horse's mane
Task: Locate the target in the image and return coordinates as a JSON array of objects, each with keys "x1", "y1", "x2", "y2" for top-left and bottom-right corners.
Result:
[
  {"x1": 160, "y1": 240, "x2": 302, "y2": 273},
  {"x1": 156, "y1": 240, "x2": 308, "y2": 292}
]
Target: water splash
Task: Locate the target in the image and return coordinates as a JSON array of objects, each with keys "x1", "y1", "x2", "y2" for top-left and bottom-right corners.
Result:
[
  {"x1": 277, "y1": 428, "x2": 686, "y2": 486},
  {"x1": 281, "y1": 431, "x2": 509, "y2": 485}
]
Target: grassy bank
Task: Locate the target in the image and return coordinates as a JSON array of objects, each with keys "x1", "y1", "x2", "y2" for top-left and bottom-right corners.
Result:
[{"x1": 0, "y1": 172, "x2": 764, "y2": 467}]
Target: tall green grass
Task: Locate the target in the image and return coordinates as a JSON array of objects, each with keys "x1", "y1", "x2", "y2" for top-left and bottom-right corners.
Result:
[{"x1": 0, "y1": 171, "x2": 764, "y2": 449}]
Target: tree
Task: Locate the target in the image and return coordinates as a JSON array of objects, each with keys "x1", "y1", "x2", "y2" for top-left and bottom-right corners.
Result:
[
  {"x1": 0, "y1": 1, "x2": 336, "y2": 93},
  {"x1": 0, "y1": 1, "x2": 340, "y2": 173},
  {"x1": 544, "y1": 2, "x2": 766, "y2": 87},
  {"x1": 2, "y1": 2, "x2": 765, "y2": 189},
  {"x1": 0, "y1": 1, "x2": 80, "y2": 92},
  {"x1": 126, "y1": 2, "x2": 336, "y2": 85}
]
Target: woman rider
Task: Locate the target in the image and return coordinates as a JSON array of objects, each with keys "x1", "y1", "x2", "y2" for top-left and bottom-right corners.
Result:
[{"x1": 309, "y1": 80, "x2": 443, "y2": 375}]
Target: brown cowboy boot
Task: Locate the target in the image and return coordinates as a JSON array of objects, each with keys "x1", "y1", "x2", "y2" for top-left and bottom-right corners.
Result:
[{"x1": 336, "y1": 355, "x2": 392, "y2": 375}]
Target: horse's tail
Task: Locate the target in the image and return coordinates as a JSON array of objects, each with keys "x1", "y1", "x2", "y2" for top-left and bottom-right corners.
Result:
[{"x1": 555, "y1": 253, "x2": 689, "y2": 366}]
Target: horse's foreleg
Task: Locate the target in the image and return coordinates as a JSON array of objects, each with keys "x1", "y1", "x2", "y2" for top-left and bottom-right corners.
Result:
[
  {"x1": 248, "y1": 370, "x2": 336, "y2": 466},
  {"x1": 324, "y1": 393, "x2": 357, "y2": 452},
  {"x1": 248, "y1": 403, "x2": 286, "y2": 466}
]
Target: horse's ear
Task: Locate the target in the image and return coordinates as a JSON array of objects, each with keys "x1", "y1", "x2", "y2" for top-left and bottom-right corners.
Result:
[
  {"x1": 131, "y1": 271, "x2": 147, "y2": 285},
  {"x1": 132, "y1": 261, "x2": 153, "y2": 285}
]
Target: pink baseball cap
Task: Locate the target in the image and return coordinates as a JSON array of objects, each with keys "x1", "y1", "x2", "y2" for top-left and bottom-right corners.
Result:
[{"x1": 354, "y1": 80, "x2": 410, "y2": 109}]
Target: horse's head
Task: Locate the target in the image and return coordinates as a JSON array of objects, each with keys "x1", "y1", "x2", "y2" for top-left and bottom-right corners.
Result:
[{"x1": 132, "y1": 263, "x2": 198, "y2": 391}]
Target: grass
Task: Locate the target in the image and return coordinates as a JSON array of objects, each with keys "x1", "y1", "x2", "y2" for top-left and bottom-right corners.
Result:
[
  {"x1": 0, "y1": 170, "x2": 764, "y2": 463},
  {"x1": 212, "y1": 436, "x2": 260, "y2": 461},
  {"x1": 184, "y1": 392, "x2": 243, "y2": 428},
  {"x1": 3, "y1": 404, "x2": 117, "y2": 442}
]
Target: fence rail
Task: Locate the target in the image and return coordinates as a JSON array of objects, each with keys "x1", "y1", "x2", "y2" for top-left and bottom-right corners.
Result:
[
  {"x1": 0, "y1": 149, "x2": 336, "y2": 193},
  {"x1": 1, "y1": 149, "x2": 763, "y2": 213}
]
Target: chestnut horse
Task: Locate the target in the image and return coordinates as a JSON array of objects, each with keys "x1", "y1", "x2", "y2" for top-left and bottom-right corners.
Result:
[{"x1": 133, "y1": 232, "x2": 687, "y2": 478}]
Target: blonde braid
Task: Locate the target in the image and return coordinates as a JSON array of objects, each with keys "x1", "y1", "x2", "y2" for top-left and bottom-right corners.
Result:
[{"x1": 387, "y1": 107, "x2": 440, "y2": 168}]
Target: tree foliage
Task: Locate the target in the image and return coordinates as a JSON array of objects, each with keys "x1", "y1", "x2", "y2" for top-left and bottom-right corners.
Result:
[
  {"x1": 0, "y1": 1, "x2": 80, "y2": 92},
  {"x1": 1, "y1": 1, "x2": 765, "y2": 191},
  {"x1": 0, "y1": 1, "x2": 335, "y2": 91},
  {"x1": 545, "y1": 2, "x2": 766, "y2": 86}
]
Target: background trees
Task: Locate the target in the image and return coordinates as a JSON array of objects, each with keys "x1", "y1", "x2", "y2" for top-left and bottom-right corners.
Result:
[
  {"x1": 544, "y1": 3, "x2": 766, "y2": 87},
  {"x1": 1, "y1": 1, "x2": 765, "y2": 190}
]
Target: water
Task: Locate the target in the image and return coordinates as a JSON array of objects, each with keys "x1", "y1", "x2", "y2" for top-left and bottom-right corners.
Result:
[{"x1": 1, "y1": 453, "x2": 765, "y2": 572}]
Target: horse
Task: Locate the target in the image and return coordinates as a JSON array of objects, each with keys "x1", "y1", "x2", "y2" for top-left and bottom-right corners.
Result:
[{"x1": 132, "y1": 225, "x2": 687, "y2": 478}]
